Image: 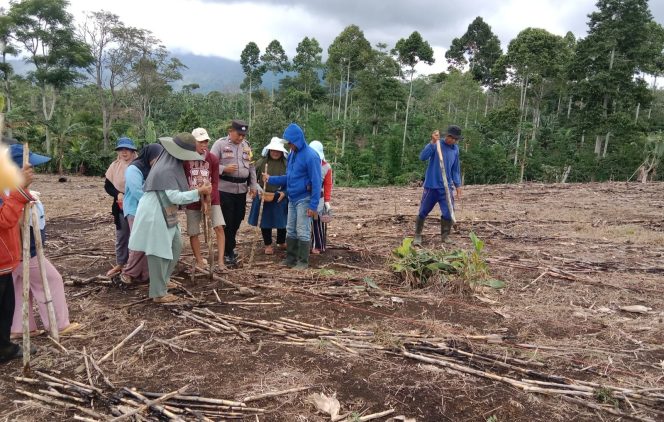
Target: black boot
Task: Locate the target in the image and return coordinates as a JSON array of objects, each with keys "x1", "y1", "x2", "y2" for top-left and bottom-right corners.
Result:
[
  {"x1": 224, "y1": 250, "x2": 238, "y2": 267},
  {"x1": 293, "y1": 240, "x2": 311, "y2": 270},
  {"x1": 280, "y1": 237, "x2": 298, "y2": 267},
  {"x1": 441, "y1": 218, "x2": 453, "y2": 243},
  {"x1": 413, "y1": 217, "x2": 425, "y2": 246}
]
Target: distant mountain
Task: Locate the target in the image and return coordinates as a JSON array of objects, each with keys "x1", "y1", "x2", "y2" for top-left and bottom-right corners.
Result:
[
  {"x1": 4, "y1": 52, "x2": 283, "y2": 94},
  {"x1": 172, "y1": 53, "x2": 244, "y2": 93}
]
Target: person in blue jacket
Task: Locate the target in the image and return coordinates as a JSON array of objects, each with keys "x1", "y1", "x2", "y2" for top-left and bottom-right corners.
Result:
[
  {"x1": 264, "y1": 123, "x2": 321, "y2": 269},
  {"x1": 414, "y1": 125, "x2": 463, "y2": 245}
]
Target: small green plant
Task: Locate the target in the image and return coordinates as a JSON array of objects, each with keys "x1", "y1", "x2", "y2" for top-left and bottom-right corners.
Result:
[
  {"x1": 595, "y1": 387, "x2": 619, "y2": 407},
  {"x1": 457, "y1": 232, "x2": 505, "y2": 290},
  {"x1": 391, "y1": 233, "x2": 505, "y2": 290},
  {"x1": 486, "y1": 416, "x2": 498, "y2": 422},
  {"x1": 391, "y1": 237, "x2": 459, "y2": 288}
]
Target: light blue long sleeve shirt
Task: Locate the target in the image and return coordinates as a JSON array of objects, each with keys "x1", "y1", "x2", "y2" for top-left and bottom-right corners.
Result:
[{"x1": 123, "y1": 165, "x2": 144, "y2": 218}]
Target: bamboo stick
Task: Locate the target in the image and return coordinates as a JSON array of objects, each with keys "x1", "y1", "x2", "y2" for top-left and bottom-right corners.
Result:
[
  {"x1": 20, "y1": 141, "x2": 31, "y2": 372},
  {"x1": 111, "y1": 385, "x2": 189, "y2": 422},
  {"x1": 122, "y1": 389, "x2": 184, "y2": 422},
  {"x1": 15, "y1": 388, "x2": 108, "y2": 420},
  {"x1": 30, "y1": 204, "x2": 58, "y2": 340},
  {"x1": 248, "y1": 163, "x2": 268, "y2": 267},
  {"x1": 34, "y1": 370, "x2": 103, "y2": 395},
  {"x1": 82, "y1": 346, "x2": 94, "y2": 388},
  {"x1": 241, "y1": 386, "x2": 312, "y2": 403},
  {"x1": 435, "y1": 139, "x2": 455, "y2": 223},
  {"x1": 98, "y1": 321, "x2": 145, "y2": 363},
  {"x1": 139, "y1": 392, "x2": 245, "y2": 408}
]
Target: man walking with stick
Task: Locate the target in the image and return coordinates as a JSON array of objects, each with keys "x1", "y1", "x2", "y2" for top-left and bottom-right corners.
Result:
[{"x1": 413, "y1": 126, "x2": 462, "y2": 246}]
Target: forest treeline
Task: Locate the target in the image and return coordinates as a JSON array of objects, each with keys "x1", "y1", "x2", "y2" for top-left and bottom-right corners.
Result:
[{"x1": 1, "y1": 0, "x2": 663, "y2": 185}]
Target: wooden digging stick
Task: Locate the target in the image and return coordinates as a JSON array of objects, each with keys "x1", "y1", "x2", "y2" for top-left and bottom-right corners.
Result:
[
  {"x1": 248, "y1": 163, "x2": 268, "y2": 267},
  {"x1": 204, "y1": 194, "x2": 213, "y2": 281},
  {"x1": 21, "y1": 142, "x2": 32, "y2": 372},
  {"x1": 435, "y1": 140, "x2": 456, "y2": 224},
  {"x1": 30, "y1": 205, "x2": 58, "y2": 341}
]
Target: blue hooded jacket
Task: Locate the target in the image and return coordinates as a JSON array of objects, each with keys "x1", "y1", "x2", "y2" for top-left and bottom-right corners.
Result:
[
  {"x1": 269, "y1": 123, "x2": 322, "y2": 212},
  {"x1": 420, "y1": 141, "x2": 461, "y2": 190}
]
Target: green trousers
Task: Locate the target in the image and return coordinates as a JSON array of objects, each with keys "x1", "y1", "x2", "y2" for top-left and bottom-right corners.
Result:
[{"x1": 147, "y1": 233, "x2": 182, "y2": 298}]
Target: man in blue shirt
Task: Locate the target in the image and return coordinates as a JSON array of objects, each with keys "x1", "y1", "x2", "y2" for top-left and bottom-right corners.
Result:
[{"x1": 414, "y1": 125, "x2": 463, "y2": 245}]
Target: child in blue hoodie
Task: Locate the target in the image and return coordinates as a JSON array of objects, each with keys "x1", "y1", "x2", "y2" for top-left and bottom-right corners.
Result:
[{"x1": 264, "y1": 123, "x2": 321, "y2": 269}]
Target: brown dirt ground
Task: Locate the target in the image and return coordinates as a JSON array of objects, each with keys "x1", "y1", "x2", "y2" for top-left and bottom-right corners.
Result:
[{"x1": 1, "y1": 175, "x2": 663, "y2": 421}]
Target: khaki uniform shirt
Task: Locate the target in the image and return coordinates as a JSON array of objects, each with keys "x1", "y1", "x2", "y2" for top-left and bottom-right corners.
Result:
[{"x1": 210, "y1": 136, "x2": 258, "y2": 194}]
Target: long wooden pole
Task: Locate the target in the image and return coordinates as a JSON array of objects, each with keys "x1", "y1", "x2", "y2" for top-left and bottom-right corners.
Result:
[
  {"x1": 435, "y1": 140, "x2": 456, "y2": 224},
  {"x1": 21, "y1": 142, "x2": 31, "y2": 372},
  {"x1": 248, "y1": 163, "x2": 268, "y2": 267},
  {"x1": 30, "y1": 205, "x2": 58, "y2": 340}
]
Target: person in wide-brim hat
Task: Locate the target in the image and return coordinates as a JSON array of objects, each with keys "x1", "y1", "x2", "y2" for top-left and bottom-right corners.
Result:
[
  {"x1": 249, "y1": 137, "x2": 289, "y2": 255},
  {"x1": 128, "y1": 133, "x2": 211, "y2": 304}
]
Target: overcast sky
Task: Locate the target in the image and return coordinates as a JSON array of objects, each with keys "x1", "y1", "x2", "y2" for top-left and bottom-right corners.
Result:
[{"x1": 2, "y1": 0, "x2": 664, "y2": 74}]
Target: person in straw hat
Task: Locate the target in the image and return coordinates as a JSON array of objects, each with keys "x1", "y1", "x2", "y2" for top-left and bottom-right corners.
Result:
[
  {"x1": 128, "y1": 133, "x2": 211, "y2": 303},
  {"x1": 248, "y1": 137, "x2": 289, "y2": 255}
]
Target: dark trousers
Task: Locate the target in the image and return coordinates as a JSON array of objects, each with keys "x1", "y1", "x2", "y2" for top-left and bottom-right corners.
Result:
[
  {"x1": 261, "y1": 228, "x2": 286, "y2": 246},
  {"x1": 220, "y1": 191, "x2": 247, "y2": 257},
  {"x1": 0, "y1": 273, "x2": 16, "y2": 351}
]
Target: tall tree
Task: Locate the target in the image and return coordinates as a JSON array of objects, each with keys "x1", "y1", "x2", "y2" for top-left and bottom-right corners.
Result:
[
  {"x1": 9, "y1": 0, "x2": 93, "y2": 154},
  {"x1": 327, "y1": 25, "x2": 372, "y2": 156},
  {"x1": 356, "y1": 42, "x2": 403, "y2": 136},
  {"x1": 260, "y1": 39, "x2": 289, "y2": 101},
  {"x1": 80, "y1": 11, "x2": 147, "y2": 150},
  {"x1": 503, "y1": 28, "x2": 567, "y2": 180},
  {"x1": 394, "y1": 31, "x2": 435, "y2": 163},
  {"x1": 0, "y1": 8, "x2": 18, "y2": 116},
  {"x1": 292, "y1": 36, "x2": 322, "y2": 117},
  {"x1": 446, "y1": 16, "x2": 502, "y2": 86},
  {"x1": 240, "y1": 41, "x2": 264, "y2": 126},
  {"x1": 569, "y1": 0, "x2": 656, "y2": 158},
  {"x1": 132, "y1": 30, "x2": 185, "y2": 135}
]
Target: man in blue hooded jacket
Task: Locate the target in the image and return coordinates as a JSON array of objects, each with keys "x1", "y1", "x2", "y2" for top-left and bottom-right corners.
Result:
[
  {"x1": 414, "y1": 125, "x2": 462, "y2": 245},
  {"x1": 264, "y1": 123, "x2": 321, "y2": 269}
]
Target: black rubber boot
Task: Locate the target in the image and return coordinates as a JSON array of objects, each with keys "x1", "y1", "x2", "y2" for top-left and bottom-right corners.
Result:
[
  {"x1": 293, "y1": 240, "x2": 311, "y2": 270},
  {"x1": 280, "y1": 237, "x2": 298, "y2": 267},
  {"x1": 441, "y1": 219, "x2": 453, "y2": 243},
  {"x1": 413, "y1": 217, "x2": 425, "y2": 246}
]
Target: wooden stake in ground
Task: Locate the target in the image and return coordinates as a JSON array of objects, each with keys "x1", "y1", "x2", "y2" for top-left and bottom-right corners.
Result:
[
  {"x1": 30, "y1": 205, "x2": 59, "y2": 341},
  {"x1": 203, "y1": 193, "x2": 213, "y2": 281},
  {"x1": 21, "y1": 142, "x2": 32, "y2": 372},
  {"x1": 248, "y1": 163, "x2": 268, "y2": 267},
  {"x1": 435, "y1": 139, "x2": 456, "y2": 224}
]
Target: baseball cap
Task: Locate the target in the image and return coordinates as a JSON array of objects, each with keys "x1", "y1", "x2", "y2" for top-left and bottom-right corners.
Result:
[{"x1": 192, "y1": 128, "x2": 211, "y2": 142}]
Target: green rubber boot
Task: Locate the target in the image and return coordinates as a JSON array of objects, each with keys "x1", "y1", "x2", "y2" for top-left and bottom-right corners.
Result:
[
  {"x1": 293, "y1": 240, "x2": 311, "y2": 270},
  {"x1": 280, "y1": 237, "x2": 298, "y2": 267},
  {"x1": 413, "y1": 217, "x2": 425, "y2": 246},
  {"x1": 441, "y1": 218, "x2": 453, "y2": 243}
]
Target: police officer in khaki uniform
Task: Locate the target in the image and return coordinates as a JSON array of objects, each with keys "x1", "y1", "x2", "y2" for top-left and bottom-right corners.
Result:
[{"x1": 210, "y1": 119, "x2": 257, "y2": 266}]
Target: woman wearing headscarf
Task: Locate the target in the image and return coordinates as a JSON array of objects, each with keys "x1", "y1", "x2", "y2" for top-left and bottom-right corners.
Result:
[
  {"x1": 128, "y1": 134, "x2": 210, "y2": 303},
  {"x1": 120, "y1": 143, "x2": 163, "y2": 284},
  {"x1": 248, "y1": 137, "x2": 288, "y2": 255},
  {"x1": 104, "y1": 137, "x2": 137, "y2": 277},
  {"x1": 309, "y1": 141, "x2": 333, "y2": 254}
]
